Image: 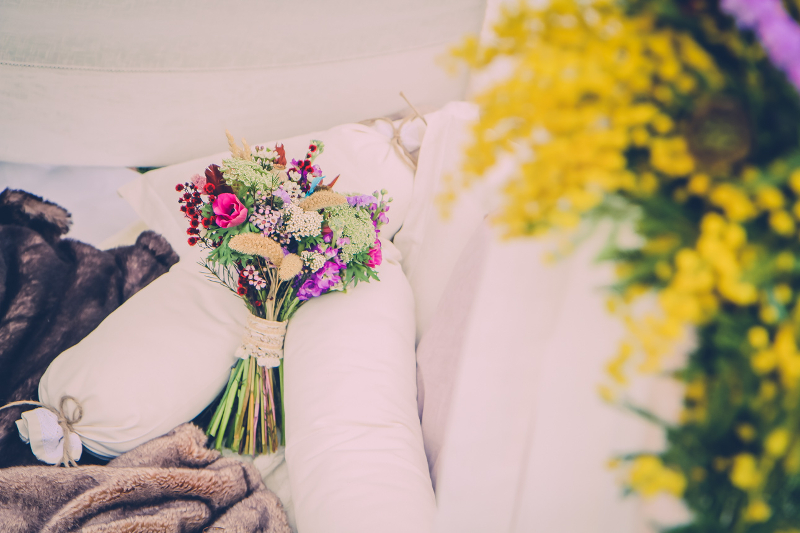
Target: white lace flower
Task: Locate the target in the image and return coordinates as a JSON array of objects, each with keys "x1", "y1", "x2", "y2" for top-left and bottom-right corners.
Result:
[
  {"x1": 300, "y1": 250, "x2": 326, "y2": 272},
  {"x1": 284, "y1": 203, "x2": 323, "y2": 238}
]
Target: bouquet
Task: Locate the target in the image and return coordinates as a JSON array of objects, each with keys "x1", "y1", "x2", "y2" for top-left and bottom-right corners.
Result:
[{"x1": 177, "y1": 131, "x2": 391, "y2": 455}]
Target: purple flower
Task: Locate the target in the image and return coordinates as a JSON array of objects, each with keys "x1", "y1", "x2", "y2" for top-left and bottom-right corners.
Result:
[
  {"x1": 311, "y1": 243, "x2": 338, "y2": 259},
  {"x1": 337, "y1": 236, "x2": 351, "y2": 247},
  {"x1": 297, "y1": 279, "x2": 322, "y2": 300},
  {"x1": 274, "y1": 187, "x2": 292, "y2": 205},
  {"x1": 347, "y1": 195, "x2": 378, "y2": 208},
  {"x1": 721, "y1": 0, "x2": 800, "y2": 92},
  {"x1": 296, "y1": 260, "x2": 343, "y2": 301}
]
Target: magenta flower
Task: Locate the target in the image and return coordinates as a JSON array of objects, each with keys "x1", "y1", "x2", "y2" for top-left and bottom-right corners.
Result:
[
  {"x1": 366, "y1": 243, "x2": 382, "y2": 268},
  {"x1": 213, "y1": 193, "x2": 248, "y2": 228}
]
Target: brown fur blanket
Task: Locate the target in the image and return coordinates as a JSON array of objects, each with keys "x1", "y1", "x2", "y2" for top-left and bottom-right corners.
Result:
[
  {"x1": 0, "y1": 188, "x2": 180, "y2": 468},
  {"x1": 0, "y1": 423, "x2": 291, "y2": 533}
]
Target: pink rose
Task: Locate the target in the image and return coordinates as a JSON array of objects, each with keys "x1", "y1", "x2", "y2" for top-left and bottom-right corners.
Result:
[
  {"x1": 213, "y1": 193, "x2": 248, "y2": 228},
  {"x1": 366, "y1": 239, "x2": 382, "y2": 268}
]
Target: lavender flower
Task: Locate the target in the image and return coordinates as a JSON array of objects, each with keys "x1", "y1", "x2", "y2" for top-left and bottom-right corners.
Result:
[
  {"x1": 721, "y1": 0, "x2": 800, "y2": 90},
  {"x1": 273, "y1": 187, "x2": 291, "y2": 205},
  {"x1": 347, "y1": 194, "x2": 378, "y2": 208}
]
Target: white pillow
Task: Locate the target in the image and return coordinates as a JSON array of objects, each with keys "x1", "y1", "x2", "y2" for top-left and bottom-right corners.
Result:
[
  {"x1": 415, "y1": 220, "x2": 490, "y2": 489},
  {"x1": 285, "y1": 240, "x2": 435, "y2": 533},
  {"x1": 39, "y1": 258, "x2": 246, "y2": 458},
  {"x1": 391, "y1": 101, "x2": 487, "y2": 342}
]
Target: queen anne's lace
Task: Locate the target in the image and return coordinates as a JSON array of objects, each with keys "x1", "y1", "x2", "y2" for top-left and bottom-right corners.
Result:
[
  {"x1": 284, "y1": 203, "x2": 323, "y2": 238},
  {"x1": 234, "y1": 315, "x2": 287, "y2": 367},
  {"x1": 300, "y1": 250, "x2": 326, "y2": 272}
]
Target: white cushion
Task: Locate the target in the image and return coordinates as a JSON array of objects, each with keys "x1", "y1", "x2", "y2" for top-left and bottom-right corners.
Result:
[
  {"x1": 0, "y1": 0, "x2": 485, "y2": 166},
  {"x1": 392, "y1": 101, "x2": 487, "y2": 342},
  {"x1": 415, "y1": 220, "x2": 491, "y2": 489},
  {"x1": 285, "y1": 240, "x2": 435, "y2": 533},
  {"x1": 39, "y1": 258, "x2": 246, "y2": 458}
]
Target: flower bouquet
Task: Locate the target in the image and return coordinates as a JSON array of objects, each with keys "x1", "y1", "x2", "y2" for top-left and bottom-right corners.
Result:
[{"x1": 177, "y1": 131, "x2": 390, "y2": 454}]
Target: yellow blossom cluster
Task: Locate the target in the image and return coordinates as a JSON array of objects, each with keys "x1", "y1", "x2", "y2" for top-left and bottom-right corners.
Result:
[
  {"x1": 449, "y1": 0, "x2": 722, "y2": 235},
  {"x1": 749, "y1": 323, "x2": 800, "y2": 389},
  {"x1": 454, "y1": 0, "x2": 800, "y2": 521},
  {"x1": 627, "y1": 455, "x2": 687, "y2": 498}
]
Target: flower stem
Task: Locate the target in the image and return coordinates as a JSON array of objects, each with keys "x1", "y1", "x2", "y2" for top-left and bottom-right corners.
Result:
[
  {"x1": 215, "y1": 359, "x2": 245, "y2": 450},
  {"x1": 208, "y1": 366, "x2": 236, "y2": 437}
]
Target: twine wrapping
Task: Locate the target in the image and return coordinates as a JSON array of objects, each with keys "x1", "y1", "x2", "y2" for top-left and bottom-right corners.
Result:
[
  {"x1": 234, "y1": 314, "x2": 288, "y2": 367},
  {"x1": 360, "y1": 91, "x2": 427, "y2": 171},
  {"x1": 0, "y1": 396, "x2": 83, "y2": 467}
]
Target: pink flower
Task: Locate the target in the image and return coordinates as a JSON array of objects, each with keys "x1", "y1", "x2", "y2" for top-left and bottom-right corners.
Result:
[
  {"x1": 213, "y1": 193, "x2": 248, "y2": 228},
  {"x1": 191, "y1": 173, "x2": 207, "y2": 189},
  {"x1": 366, "y1": 240, "x2": 382, "y2": 268}
]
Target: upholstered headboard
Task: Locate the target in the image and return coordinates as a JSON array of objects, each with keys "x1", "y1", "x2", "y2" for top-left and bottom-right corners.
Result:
[{"x1": 0, "y1": 0, "x2": 485, "y2": 167}]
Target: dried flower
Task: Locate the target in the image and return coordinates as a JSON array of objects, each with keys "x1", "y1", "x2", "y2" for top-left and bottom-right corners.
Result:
[
  {"x1": 298, "y1": 190, "x2": 348, "y2": 211},
  {"x1": 225, "y1": 129, "x2": 253, "y2": 161},
  {"x1": 229, "y1": 234, "x2": 284, "y2": 266},
  {"x1": 278, "y1": 253, "x2": 303, "y2": 280}
]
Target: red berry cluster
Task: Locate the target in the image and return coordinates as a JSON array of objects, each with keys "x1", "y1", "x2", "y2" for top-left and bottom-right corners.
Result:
[
  {"x1": 236, "y1": 265, "x2": 248, "y2": 295},
  {"x1": 177, "y1": 182, "x2": 216, "y2": 246}
]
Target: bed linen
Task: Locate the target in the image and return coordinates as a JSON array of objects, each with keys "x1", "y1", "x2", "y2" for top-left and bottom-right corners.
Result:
[
  {"x1": 0, "y1": 163, "x2": 142, "y2": 246},
  {"x1": 0, "y1": 0, "x2": 485, "y2": 167}
]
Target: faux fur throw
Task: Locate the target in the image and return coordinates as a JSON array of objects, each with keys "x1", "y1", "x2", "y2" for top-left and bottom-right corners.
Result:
[
  {"x1": 0, "y1": 188, "x2": 180, "y2": 468},
  {"x1": 0, "y1": 423, "x2": 291, "y2": 533}
]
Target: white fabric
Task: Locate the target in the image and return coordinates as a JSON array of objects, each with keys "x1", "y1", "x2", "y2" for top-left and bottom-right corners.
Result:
[
  {"x1": 39, "y1": 258, "x2": 247, "y2": 458},
  {"x1": 16, "y1": 408, "x2": 82, "y2": 465},
  {"x1": 0, "y1": 163, "x2": 141, "y2": 247},
  {"x1": 284, "y1": 240, "x2": 436, "y2": 533},
  {"x1": 0, "y1": 0, "x2": 485, "y2": 166},
  {"x1": 430, "y1": 226, "x2": 690, "y2": 532},
  {"x1": 416, "y1": 220, "x2": 491, "y2": 489},
  {"x1": 392, "y1": 101, "x2": 488, "y2": 342}
]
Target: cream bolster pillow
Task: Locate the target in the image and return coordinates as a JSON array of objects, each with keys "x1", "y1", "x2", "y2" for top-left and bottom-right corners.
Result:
[
  {"x1": 38, "y1": 259, "x2": 248, "y2": 459},
  {"x1": 284, "y1": 240, "x2": 436, "y2": 533}
]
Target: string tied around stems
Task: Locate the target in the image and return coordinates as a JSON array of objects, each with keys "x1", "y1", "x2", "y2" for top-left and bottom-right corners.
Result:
[{"x1": 234, "y1": 314, "x2": 288, "y2": 367}]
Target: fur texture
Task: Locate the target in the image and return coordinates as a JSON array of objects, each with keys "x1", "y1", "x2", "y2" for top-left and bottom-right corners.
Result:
[
  {"x1": 0, "y1": 188, "x2": 180, "y2": 467},
  {"x1": 0, "y1": 423, "x2": 291, "y2": 533}
]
